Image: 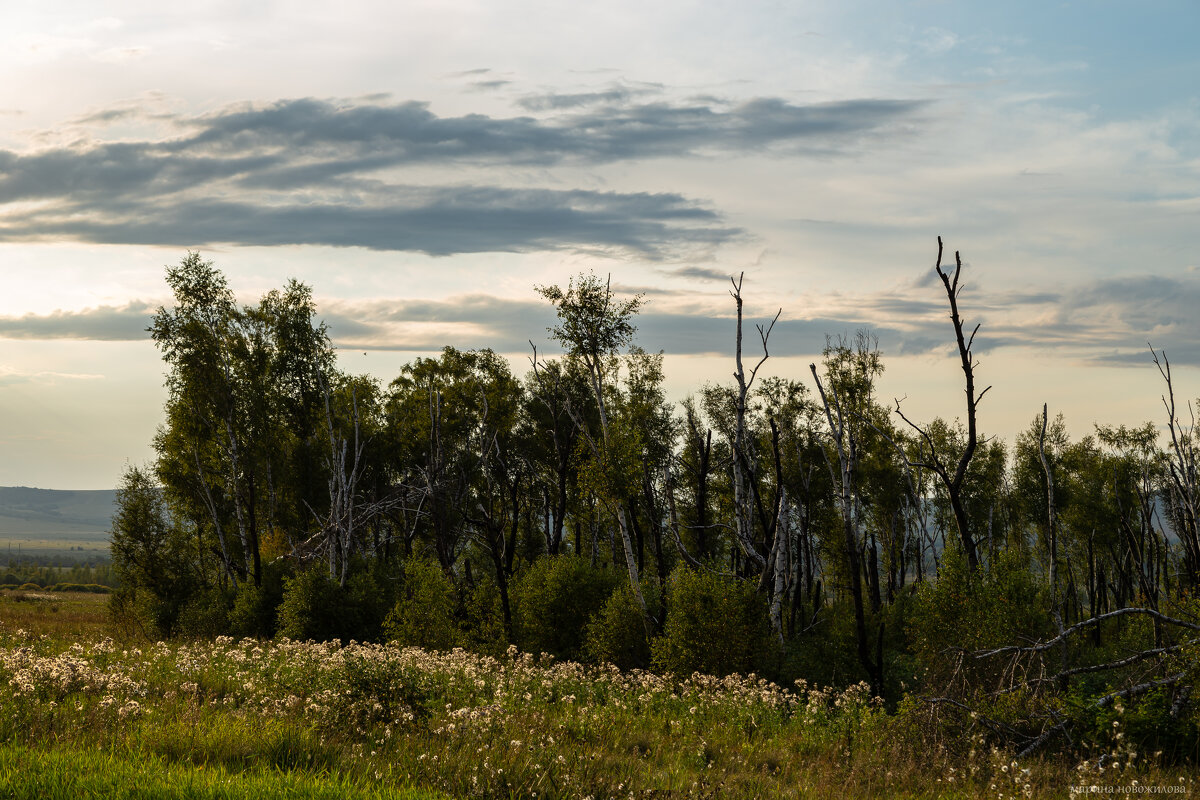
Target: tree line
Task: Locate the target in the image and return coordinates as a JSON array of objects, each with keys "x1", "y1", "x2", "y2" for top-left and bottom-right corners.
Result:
[{"x1": 111, "y1": 245, "x2": 1200, "y2": 759}]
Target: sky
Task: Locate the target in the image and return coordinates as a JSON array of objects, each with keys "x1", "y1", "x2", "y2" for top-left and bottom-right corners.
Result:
[{"x1": 1, "y1": 0, "x2": 1198, "y2": 489}]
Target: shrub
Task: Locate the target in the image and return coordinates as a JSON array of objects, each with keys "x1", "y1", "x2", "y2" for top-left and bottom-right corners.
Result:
[
  {"x1": 229, "y1": 561, "x2": 289, "y2": 639},
  {"x1": 108, "y1": 585, "x2": 176, "y2": 639},
  {"x1": 779, "y1": 596, "x2": 869, "y2": 689},
  {"x1": 908, "y1": 545, "x2": 1050, "y2": 686},
  {"x1": 177, "y1": 586, "x2": 231, "y2": 638},
  {"x1": 108, "y1": 464, "x2": 200, "y2": 637},
  {"x1": 651, "y1": 567, "x2": 773, "y2": 677},
  {"x1": 584, "y1": 582, "x2": 653, "y2": 669},
  {"x1": 383, "y1": 556, "x2": 459, "y2": 650},
  {"x1": 277, "y1": 563, "x2": 388, "y2": 642},
  {"x1": 48, "y1": 583, "x2": 111, "y2": 594},
  {"x1": 511, "y1": 556, "x2": 617, "y2": 660},
  {"x1": 460, "y1": 574, "x2": 509, "y2": 656}
]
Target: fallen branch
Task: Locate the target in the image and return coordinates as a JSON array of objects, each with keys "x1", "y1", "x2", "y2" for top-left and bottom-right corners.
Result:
[
  {"x1": 1017, "y1": 671, "x2": 1188, "y2": 758},
  {"x1": 972, "y1": 607, "x2": 1200, "y2": 658}
]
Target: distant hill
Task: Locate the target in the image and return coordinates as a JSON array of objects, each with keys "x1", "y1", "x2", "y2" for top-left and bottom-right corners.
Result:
[{"x1": 0, "y1": 487, "x2": 115, "y2": 561}]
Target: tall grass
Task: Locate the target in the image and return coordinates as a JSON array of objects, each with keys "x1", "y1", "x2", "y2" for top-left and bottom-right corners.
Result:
[
  {"x1": 0, "y1": 590, "x2": 111, "y2": 641},
  {"x1": 0, "y1": 595, "x2": 1195, "y2": 798},
  {"x1": 0, "y1": 745, "x2": 442, "y2": 800}
]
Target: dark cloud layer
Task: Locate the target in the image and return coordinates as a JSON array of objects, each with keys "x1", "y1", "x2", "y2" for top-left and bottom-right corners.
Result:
[
  {"x1": 0, "y1": 303, "x2": 155, "y2": 341},
  {"x1": 10, "y1": 274, "x2": 1200, "y2": 368},
  {"x1": 0, "y1": 94, "x2": 926, "y2": 256},
  {"x1": 323, "y1": 298, "x2": 911, "y2": 357},
  {"x1": 0, "y1": 188, "x2": 737, "y2": 258}
]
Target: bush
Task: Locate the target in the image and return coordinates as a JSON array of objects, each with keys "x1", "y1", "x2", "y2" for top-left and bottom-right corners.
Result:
[
  {"x1": 383, "y1": 556, "x2": 459, "y2": 650},
  {"x1": 229, "y1": 562, "x2": 289, "y2": 639},
  {"x1": 512, "y1": 556, "x2": 618, "y2": 660},
  {"x1": 908, "y1": 545, "x2": 1050, "y2": 686},
  {"x1": 109, "y1": 586, "x2": 178, "y2": 639},
  {"x1": 651, "y1": 568, "x2": 773, "y2": 677},
  {"x1": 779, "y1": 596, "x2": 869, "y2": 689},
  {"x1": 460, "y1": 573, "x2": 509, "y2": 656},
  {"x1": 108, "y1": 464, "x2": 200, "y2": 637},
  {"x1": 584, "y1": 582, "x2": 653, "y2": 669},
  {"x1": 277, "y1": 564, "x2": 388, "y2": 642},
  {"x1": 48, "y1": 583, "x2": 111, "y2": 594},
  {"x1": 176, "y1": 586, "x2": 231, "y2": 638}
]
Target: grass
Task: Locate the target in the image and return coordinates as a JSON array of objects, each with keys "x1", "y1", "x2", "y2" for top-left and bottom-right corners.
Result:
[
  {"x1": 0, "y1": 744, "x2": 443, "y2": 799},
  {"x1": 0, "y1": 595, "x2": 1195, "y2": 799},
  {"x1": 0, "y1": 589, "x2": 111, "y2": 641}
]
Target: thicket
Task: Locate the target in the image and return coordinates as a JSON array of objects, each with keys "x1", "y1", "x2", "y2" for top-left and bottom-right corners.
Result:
[{"x1": 108, "y1": 249, "x2": 1200, "y2": 764}]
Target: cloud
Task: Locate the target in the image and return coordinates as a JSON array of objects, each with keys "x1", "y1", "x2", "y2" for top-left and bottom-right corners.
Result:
[
  {"x1": 0, "y1": 187, "x2": 740, "y2": 259},
  {"x1": 0, "y1": 303, "x2": 156, "y2": 341},
  {"x1": 515, "y1": 85, "x2": 660, "y2": 111},
  {"x1": 10, "y1": 272, "x2": 1199, "y2": 369},
  {"x1": 467, "y1": 80, "x2": 511, "y2": 92},
  {"x1": 321, "y1": 294, "x2": 912, "y2": 357},
  {"x1": 169, "y1": 95, "x2": 928, "y2": 166},
  {"x1": 922, "y1": 27, "x2": 960, "y2": 55},
  {"x1": 0, "y1": 93, "x2": 924, "y2": 256},
  {"x1": 323, "y1": 295, "x2": 558, "y2": 352},
  {"x1": 0, "y1": 366, "x2": 105, "y2": 385},
  {"x1": 838, "y1": 272, "x2": 1200, "y2": 367},
  {"x1": 664, "y1": 265, "x2": 733, "y2": 281}
]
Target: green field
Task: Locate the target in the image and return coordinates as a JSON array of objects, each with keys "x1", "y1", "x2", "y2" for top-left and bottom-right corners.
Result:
[
  {"x1": 0, "y1": 745, "x2": 446, "y2": 800},
  {"x1": 0, "y1": 592, "x2": 1195, "y2": 799}
]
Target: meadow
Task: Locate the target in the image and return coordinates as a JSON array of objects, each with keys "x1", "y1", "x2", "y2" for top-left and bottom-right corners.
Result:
[{"x1": 0, "y1": 591, "x2": 1194, "y2": 799}]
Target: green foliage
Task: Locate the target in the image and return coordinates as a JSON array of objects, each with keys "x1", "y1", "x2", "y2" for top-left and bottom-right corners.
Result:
[
  {"x1": 780, "y1": 598, "x2": 870, "y2": 689},
  {"x1": 276, "y1": 564, "x2": 388, "y2": 642},
  {"x1": 46, "y1": 583, "x2": 110, "y2": 594},
  {"x1": 908, "y1": 546, "x2": 1050, "y2": 683},
  {"x1": 176, "y1": 586, "x2": 231, "y2": 638},
  {"x1": 229, "y1": 561, "x2": 289, "y2": 638},
  {"x1": 383, "y1": 556, "x2": 459, "y2": 651},
  {"x1": 459, "y1": 574, "x2": 509, "y2": 656},
  {"x1": 2, "y1": 598, "x2": 1198, "y2": 799},
  {"x1": 512, "y1": 556, "x2": 618, "y2": 660},
  {"x1": 151, "y1": 252, "x2": 338, "y2": 593},
  {"x1": 584, "y1": 582, "x2": 654, "y2": 669},
  {"x1": 79, "y1": 250, "x2": 1200, "y2": 786},
  {"x1": 651, "y1": 568, "x2": 773, "y2": 677},
  {"x1": 337, "y1": 649, "x2": 435, "y2": 727},
  {"x1": 1071, "y1": 688, "x2": 1200, "y2": 764},
  {"x1": 536, "y1": 273, "x2": 643, "y2": 368},
  {"x1": 108, "y1": 464, "x2": 199, "y2": 638},
  {"x1": 0, "y1": 561, "x2": 116, "y2": 589}
]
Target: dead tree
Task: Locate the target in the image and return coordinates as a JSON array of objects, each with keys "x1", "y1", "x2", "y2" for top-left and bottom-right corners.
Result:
[
  {"x1": 1038, "y1": 403, "x2": 1061, "y2": 604},
  {"x1": 962, "y1": 607, "x2": 1200, "y2": 757},
  {"x1": 1151, "y1": 346, "x2": 1200, "y2": 587},
  {"x1": 304, "y1": 376, "x2": 406, "y2": 586},
  {"x1": 894, "y1": 237, "x2": 991, "y2": 571},
  {"x1": 729, "y1": 272, "x2": 780, "y2": 573}
]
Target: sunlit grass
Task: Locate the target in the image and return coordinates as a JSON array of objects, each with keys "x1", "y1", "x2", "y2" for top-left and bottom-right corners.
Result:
[
  {"x1": 0, "y1": 744, "x2": 443, "y2": 800},
  {"x1": 0, "y1": 601, "x2": 1195, "y2": 798},
  {"x1": 0, "y1": 589, "x2": 111, "y2": 641}
]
